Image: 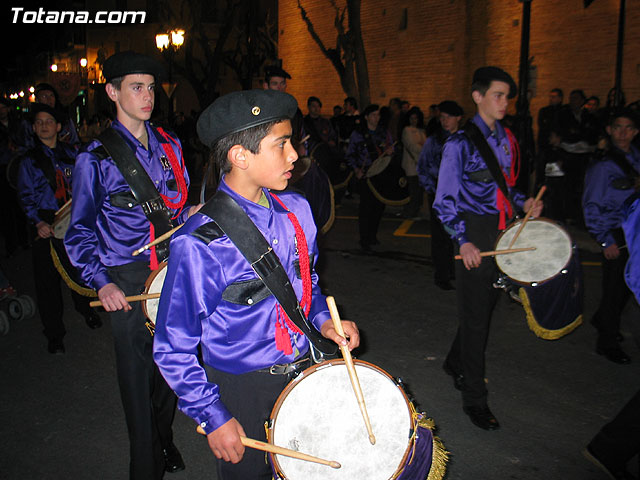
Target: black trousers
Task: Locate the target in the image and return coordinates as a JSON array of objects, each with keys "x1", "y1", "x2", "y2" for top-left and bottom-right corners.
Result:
[
  {"x1": 358, "y1": 177, "x2": 385, "y2": 247},
  {"x1": 592, "y1": 234, "x2": 631, "y2": 349},
  {"x1": 108, "y1": 262, "x2": 177, "y2": 480},
  {"x1": 32, "y1": 236, "x2": 93, "y2": 341},
  {"x1": 589, "y1": 388, "x2": 640, "y2": 470},
  {"x1": 428, "y1": 193, "x2": 454, "y2": 284},
  {"x1": 204, "y1": 365, "x2": 293, "y2": 480},
  {"x1": 403, "y1": 175, "x2": 423, "y2": 218},
  {"x1": 445, "y1": 214, "x2": 500, "y2": 407}
]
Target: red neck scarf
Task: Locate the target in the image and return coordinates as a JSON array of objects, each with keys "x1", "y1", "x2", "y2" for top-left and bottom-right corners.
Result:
[
  {"x1": 497, "y1": 128, "x2": 520, "y2": 230},
  {"x1": 269, "y1": 192, "x2": 311, "y2": 355},
  {"x1": 148, "y1": 127, "x2": 188, "y2": 270}
]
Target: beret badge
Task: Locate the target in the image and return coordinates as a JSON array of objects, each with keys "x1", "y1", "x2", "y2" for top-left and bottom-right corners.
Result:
[{"x1": 251, "y1": 106, "x2": 261, "y2": 116}]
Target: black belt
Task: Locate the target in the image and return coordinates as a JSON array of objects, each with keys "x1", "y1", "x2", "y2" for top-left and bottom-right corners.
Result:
[{"x1": 258, "y1": 356, "x2": 311, "y2": 375}]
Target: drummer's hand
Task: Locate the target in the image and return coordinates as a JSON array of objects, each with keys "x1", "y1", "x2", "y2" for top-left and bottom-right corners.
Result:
[
  {"x1": 97, "y1": 283, "x2": 131, "y2": 312},
  {"x1": 320, "y1": 319, "x2": 360, "y2": 351},
  {"x1": 523, "y1": 197, "x2": 543, "y2": 217},
  {"x1": 35, "y1": 221, "x2": 54, "y2": 239},
  {"x1": 603, "y1": 244, "x2": 620, "y2": 260},
  {"x1": 207, "y1": 418, "x2": 246, "y2": 464},
  {"x1": 188, "y1": 203, "x2": 203, "y2": 217},
  {"x1": 459, "y1": 242, "x2": 482, "y2": 270}
]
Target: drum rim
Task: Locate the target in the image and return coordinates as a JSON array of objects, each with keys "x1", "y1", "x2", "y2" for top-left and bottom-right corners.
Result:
[
  {"x1": 495, "y1": 217, "x2": 573, "y2": 285},
  {"x1": 267, "y1": 358, "x2": 414, "y2": 479},
  {"x1": 142, "y1": 261, "x2": 168, "y2": 322}
]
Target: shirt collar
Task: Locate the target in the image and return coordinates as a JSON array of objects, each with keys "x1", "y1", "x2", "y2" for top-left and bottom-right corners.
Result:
[
  {"x1": 473, "y1": 113, "x2": 505, "y2": 143},
  {"x1": 111, "y1": 119, "x2": 158, "y2": 153}
]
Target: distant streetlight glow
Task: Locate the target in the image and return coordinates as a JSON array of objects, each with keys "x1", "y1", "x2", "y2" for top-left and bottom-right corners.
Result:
[
  {"x1": 80, "y1": 58, "x2": 88, "y2": 68},
  {"x1": 156, "y1": 34, "x2": 170, "y2": 50},
  {"x1": 50, "y1": 64, "x2": 58, "y2": 72}
]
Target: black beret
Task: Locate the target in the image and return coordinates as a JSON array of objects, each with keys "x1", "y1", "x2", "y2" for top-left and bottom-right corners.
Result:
[
  {"x1": 472, "y1": 66, "x2": 517, "y2": 99},
  {"x1": 102, "y1": 51, "x2": 165, "y2": 83},
  {"x1": 30, "y1": 103, "x2": 63, "y2": 124},
  {"x1": 438, "y1": 100, "x2": 464, "y2": 117},
  {"x1": 264, "y1": 65, "x2": 291, "y2": 80},
  {"x1": 197, "y1": 89, "x2": 298, "y2": 147}
]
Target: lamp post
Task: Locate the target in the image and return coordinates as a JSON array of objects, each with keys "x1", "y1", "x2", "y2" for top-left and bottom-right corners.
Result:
[{"x1": 155, "y1": 29, "x2": 185, "y2": 120}]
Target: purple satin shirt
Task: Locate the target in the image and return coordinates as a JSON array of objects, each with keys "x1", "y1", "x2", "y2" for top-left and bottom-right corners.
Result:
[
  {"x1": 16, "y1": 142, "x2": 76, "y2": 225},
  {"x1": 153, "y1": 180, "x2": 331, "y2": 434},
  {"x1": 583, "y1": 145, "x2": 640, "y2": 248},
  {"x1": 622, "y1": 191, "x2": 640, "y2": 302},
  {"x1": 433, "y1": 114, "x2": 525, "y2": 245},
  {"x1": 417, "y1": 131, "x2": 449, "y2": 193},
  {"x1": 64, "y1": 120, "x2": 190, "y2": 291}
]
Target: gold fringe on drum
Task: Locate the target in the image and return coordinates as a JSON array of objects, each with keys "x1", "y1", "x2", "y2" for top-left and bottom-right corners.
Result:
[
  {"x1": 405, "y1": 403, "x2": 449, "y2": 480},
  {"x1": 50, "y1": 241, "x2": 97, "y2": 297},
  {"x1": 519, "y1": 287, "x2": 583, "y2": 340},
  {"x1": 319, "y1": 183, "x2": 336, "y2": 235}
]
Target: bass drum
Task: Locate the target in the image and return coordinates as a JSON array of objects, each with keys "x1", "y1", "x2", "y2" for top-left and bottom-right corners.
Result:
[
  {"x1": 310, "y1": 142, "x2": 352, "y2": 191},
  {"x1": 366, "y1": 156, "x2": 409, "y2": 206},
  {"x1": 268, "y1": 359, "x2": 447, "y2": 480},
  {"x1": 142, "y1": 262, "x2": 168, "y2": 328},
  {"x1": 290, "y1": 160, "x2": 335, "y2": 235}
]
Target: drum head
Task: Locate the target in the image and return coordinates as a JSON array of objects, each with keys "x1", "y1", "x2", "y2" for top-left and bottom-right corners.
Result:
[
  {"x1": 365, "y1": 155, "x2": 391, "y2": 178},
  {"x1": 142, "y1": 262, "x2": 167, "y2": 325},
  {"x1": 52, "y1": 204, "x2": 71, "y2": 240},
  {"x1": 269, "y1": 359, "x2": 413, "y2": 479},
  {"x1": 495, "y1": 218, "x2": 572, "y2": 284}
]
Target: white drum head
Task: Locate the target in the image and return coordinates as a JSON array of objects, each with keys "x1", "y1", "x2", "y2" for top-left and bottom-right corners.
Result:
[
  {"x1": 143, "y1": 263, "x2": 167, "y2": 325},
  {"x1": 495, "y1": 218, "x2": 572, "y2": 284},
  {"x1": 270, "y1": 360, "x2": 412, "y2": 479},
  {"x1": 366, "y1": 155, "x2": 391, "y2": 178}
]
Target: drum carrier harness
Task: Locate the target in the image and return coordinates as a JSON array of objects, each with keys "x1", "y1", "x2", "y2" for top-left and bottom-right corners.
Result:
[
  {"x1": 193, "y1": 189, "x2": 338, "y2": 360},
  {"x1": 97, "y1": 127, "x2": 185, "y2": 268}
]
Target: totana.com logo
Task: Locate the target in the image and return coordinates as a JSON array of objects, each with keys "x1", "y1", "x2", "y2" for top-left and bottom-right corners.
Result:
[{"x1": 10, "y1": 7, "x2": 146, "y2": 24}]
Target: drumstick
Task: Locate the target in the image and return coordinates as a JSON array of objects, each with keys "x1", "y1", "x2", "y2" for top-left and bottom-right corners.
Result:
[
  {"x1": 300, "y1": 134, "x2": 311, "y2": 143},
  {"x1": 89, "y1": 292, "x2": 160, "y2": 308},
  {"x1": 54, "y1": 198, "x2": 72, "y2": 216},
  {"x1": 195, "y1": 426, "x2": 341, "y2": 469},
  {"x1": 507, "y1": 185, "x2": 546, "y2": 249},
  {"x1": 454, "y1": 246, "x2": 536, "y2": 260},
  {"x1": 132, "y1": 224, "x2": 183, "y2": 256},
  {"x1": 326, "y1": 296, "x2": 376, "y2": 445}
]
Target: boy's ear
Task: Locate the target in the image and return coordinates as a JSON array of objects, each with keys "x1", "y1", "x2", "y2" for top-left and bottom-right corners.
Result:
[
  {"x1": 228, "y1": 145, "x2": 249, "y2": 170},
  {"x1": 105, "y1": 83, "x2": 118, "y2": 102},
  {"x1": 471, "y1": 90, "x2": 483, "y2": 105}
]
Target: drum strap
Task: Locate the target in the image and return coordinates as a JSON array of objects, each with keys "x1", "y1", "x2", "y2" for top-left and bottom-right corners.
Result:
[
  {"x1": 97, "y1": 127, "x2": 174, "y2": 268},
  {"x1": 463, "y1": 121, "x2": 517, "y2": 228},
  {"x1": 605, "y1": 148, "x2": 640, "y2": 190},
  {"x1": 198, "y1": 190, "x2": 338, "y2": 356}
]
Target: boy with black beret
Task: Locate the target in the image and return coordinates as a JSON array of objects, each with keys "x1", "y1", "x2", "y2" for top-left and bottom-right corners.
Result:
[{"x1": 153, "y1": 89, "x2": 359, "y2": 479}]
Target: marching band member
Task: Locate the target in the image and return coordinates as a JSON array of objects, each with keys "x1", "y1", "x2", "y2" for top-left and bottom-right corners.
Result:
[
  {"x1": 153, "y1": 89, "x2": 359, "y2": 480},
  {"x1": 65, "y1": 51, "x2": 198, "y2": 479},
  {"x1": 433, "y1": 67, "x2": 542, "y2": 430}
]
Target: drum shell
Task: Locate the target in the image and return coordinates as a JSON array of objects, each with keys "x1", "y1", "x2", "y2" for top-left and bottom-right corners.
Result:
[
  {"x1": 289, "y1": 161, "x2": 335, "y2": 234},
  {"x1": 366, "y1": 159, "x2": 410, "y2": 206},
  {"x1": 142, "y1": 262, "x2": 168, "y2": 325},
  {"x1": 267, "y1": 359, "x2": 433, "y2": 480},
  {"x1": 310, "y1": 142, "x2": 352, "y2": 190}
]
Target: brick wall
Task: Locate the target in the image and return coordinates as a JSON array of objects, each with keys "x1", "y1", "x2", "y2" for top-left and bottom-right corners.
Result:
[{"x1": 279, "y1": 0, "x2": 640, "y2": 125}]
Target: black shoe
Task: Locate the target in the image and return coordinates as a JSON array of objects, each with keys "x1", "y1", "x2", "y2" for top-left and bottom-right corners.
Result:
[
  {"x1": 47, "y1": 338, "x2": 65, "y2": 355},
  {"x1": 435, "y1": 280, "x2": 455, "y2": 291},
  {"x1": 163, "y1": 443, "x2": 185, "y2": 473},
  {"x1": 442, "y1": 363, "x2": 464, "y2": 391},
  {"x1": 85, "y1": 311, "x2": 103, "y2": 329},
  {"x1": 597, "y1": 345, "x2": 631, "y2": 365},
  {"x1": 583, "y1": 445, "x2": 637, "y2": 479},
  {"x1": 463, "y1": 405, "x2": 500, "y2": 431}
]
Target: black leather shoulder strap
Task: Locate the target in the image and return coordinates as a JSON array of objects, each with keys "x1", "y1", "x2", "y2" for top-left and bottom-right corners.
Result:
[
  {"x1": 97, "y1": 127, "x2": 173, "y2": 259},
  {"x1": 463, "y1": 120, "x2": 513, "y2": 206},
  {"x1": 199, "y1": 189, "x2": 337, "y2": 356}
]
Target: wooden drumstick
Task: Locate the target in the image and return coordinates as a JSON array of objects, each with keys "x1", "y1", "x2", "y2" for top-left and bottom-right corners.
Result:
[
  {"x1": 508, "y1": 185, "x2": 546, "y2": 249},
  {"x1": 454, "y1": 246, "x2": 536, "y2": 260},
  {"x1": 89, "y1": 292, "x2": 160, "y2": 308},
  {"x1": 195, "y1": 426, "x2": 341, "y2": 469},
  {"x1": 54, "y1": 198, "x2": 72, "y2": 216},
  {"x1": 326, "y1": 296, "x2": 376, "y2": 445},
  {"x1": 132, "y1": 224, "x2": 183, "y2": 256}
]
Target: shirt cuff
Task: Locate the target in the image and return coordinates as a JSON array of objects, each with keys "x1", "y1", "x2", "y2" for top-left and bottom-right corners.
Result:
[
  {"x1": 196, "y1": 401, "x2": 233, "y2": 435},
  {"x1": 91, "y1": 271, "x2": 113, "y2": 291}
]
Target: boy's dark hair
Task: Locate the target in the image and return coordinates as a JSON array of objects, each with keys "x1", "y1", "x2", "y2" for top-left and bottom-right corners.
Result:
[
  {"x1": 108, "y1": 76, "x2": 124, "y2": 90},
  {"x1": 212, "y1": 119, "x2": 285, "y2": 174},
  {"x1": 551, "y1": 88, "x2": 564, "y2": 98},
  {"x1": 608, "y1": 108, "x2": 638, "y2": 128},
  {"x1": 344, "y1": 97, "x2": 358, "y2": 110},
  {"x1": 471, "y1": 79, "x2": 492, "y2": 97},
  {"x1": 307, "y1": 96, "x2": 322, "y2": 107},
  {"x1": 362, "y1": 104, "x2": 380, "y2": 118}
]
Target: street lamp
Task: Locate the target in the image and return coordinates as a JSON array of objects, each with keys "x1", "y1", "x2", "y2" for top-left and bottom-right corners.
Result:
[{"x1": 155, "y1": 29, "x2": 185, "y2": 119}]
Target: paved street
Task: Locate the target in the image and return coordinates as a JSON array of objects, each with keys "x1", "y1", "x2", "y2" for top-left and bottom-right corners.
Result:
[{"x1": 1, "y1": 193, "x2": 638, "y2": 480}]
